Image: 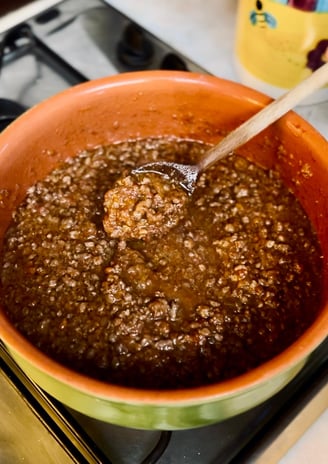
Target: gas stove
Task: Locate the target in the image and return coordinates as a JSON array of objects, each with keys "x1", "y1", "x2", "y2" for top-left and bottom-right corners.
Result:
[
  {"x1": 0, "y1": 0, "x2": 205, "y2": 129},
  {"x1": 0, "y1": 1, "x2": 327, "y2": 463}
]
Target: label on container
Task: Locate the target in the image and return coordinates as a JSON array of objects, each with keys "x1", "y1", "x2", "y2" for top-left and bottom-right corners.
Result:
[{"x1": 235, "y1": 0, "x2": 328, "y2": 89}]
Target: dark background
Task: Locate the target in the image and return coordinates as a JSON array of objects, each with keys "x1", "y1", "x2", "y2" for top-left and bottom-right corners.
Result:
[{"x1": 0, "y1": 1, "x2": 37, "y2": 17}]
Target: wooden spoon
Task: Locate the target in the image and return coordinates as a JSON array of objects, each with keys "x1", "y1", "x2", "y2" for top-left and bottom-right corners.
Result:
[{"x1": 134, "y1": 62, "x2": 328, "y2": 193}]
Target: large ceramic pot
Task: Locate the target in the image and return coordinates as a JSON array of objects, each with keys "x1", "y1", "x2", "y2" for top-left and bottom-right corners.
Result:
[{"x1": 0, "y1": 71, "x2": 327, "y2": 430}]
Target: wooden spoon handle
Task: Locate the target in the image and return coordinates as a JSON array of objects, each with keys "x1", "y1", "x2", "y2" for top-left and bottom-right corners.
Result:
[{"x1": 199, "y1": 61, "x2": 328, "y2": 172}]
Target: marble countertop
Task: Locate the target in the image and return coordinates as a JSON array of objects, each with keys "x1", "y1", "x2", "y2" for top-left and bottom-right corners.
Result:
[{"x1": 0, "y1": 1, "x2": 327, "y2": 463}]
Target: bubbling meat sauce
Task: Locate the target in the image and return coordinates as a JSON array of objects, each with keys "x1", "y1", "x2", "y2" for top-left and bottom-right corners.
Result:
[{"x1": 0, "y1": 138, "x2": 323, "y2": 389}]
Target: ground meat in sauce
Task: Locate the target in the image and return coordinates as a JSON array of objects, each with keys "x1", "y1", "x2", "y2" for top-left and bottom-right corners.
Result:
[
  {"x1": 0, "y1": 138, "x2": 323, "y2": 389},
  {"x1": 103, "y1": 172, "x2": 188, "y2": 240}
]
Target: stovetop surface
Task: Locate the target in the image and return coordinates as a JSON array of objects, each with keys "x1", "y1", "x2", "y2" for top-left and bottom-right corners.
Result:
[
  {"x1": 1, "y1": 337, "x2": 327, "y2": 464},
  {"x1": 0, "y1": 1, "x2": 327, "y2": 463},
  {"x1": 0, "y1": 0, "x2": 205, "y2": 110}
]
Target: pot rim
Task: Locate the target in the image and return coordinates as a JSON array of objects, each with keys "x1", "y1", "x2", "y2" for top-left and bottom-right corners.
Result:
[{"x1": 0, "y1": 70, "x2": 327, "y2": 406}]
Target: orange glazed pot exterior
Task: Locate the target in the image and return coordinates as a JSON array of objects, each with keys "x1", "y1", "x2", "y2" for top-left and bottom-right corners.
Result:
[{"x1": 0, "y1": 71, "x2": 327, "y2": 430}]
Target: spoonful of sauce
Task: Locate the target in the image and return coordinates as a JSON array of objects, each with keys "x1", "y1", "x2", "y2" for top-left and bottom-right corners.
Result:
[{"x1": 103, "y1": 62, "x2": 328, "y2": 241}]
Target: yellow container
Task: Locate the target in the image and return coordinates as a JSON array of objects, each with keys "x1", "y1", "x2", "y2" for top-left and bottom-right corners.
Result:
[{"x1": 235, "y1": 0, "x2": 328, "y2": 103}]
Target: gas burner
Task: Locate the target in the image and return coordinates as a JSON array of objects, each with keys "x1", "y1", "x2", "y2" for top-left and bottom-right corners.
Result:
[
  {"x1": 161, "y1": 52, "x2": 189, "y2": 71},
  {"x1": 0, "y1": 22, "x2": 35, "y2": 58},
  {"x1": 117, "y1": 22, "x2": 154, "y2": 69}
]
